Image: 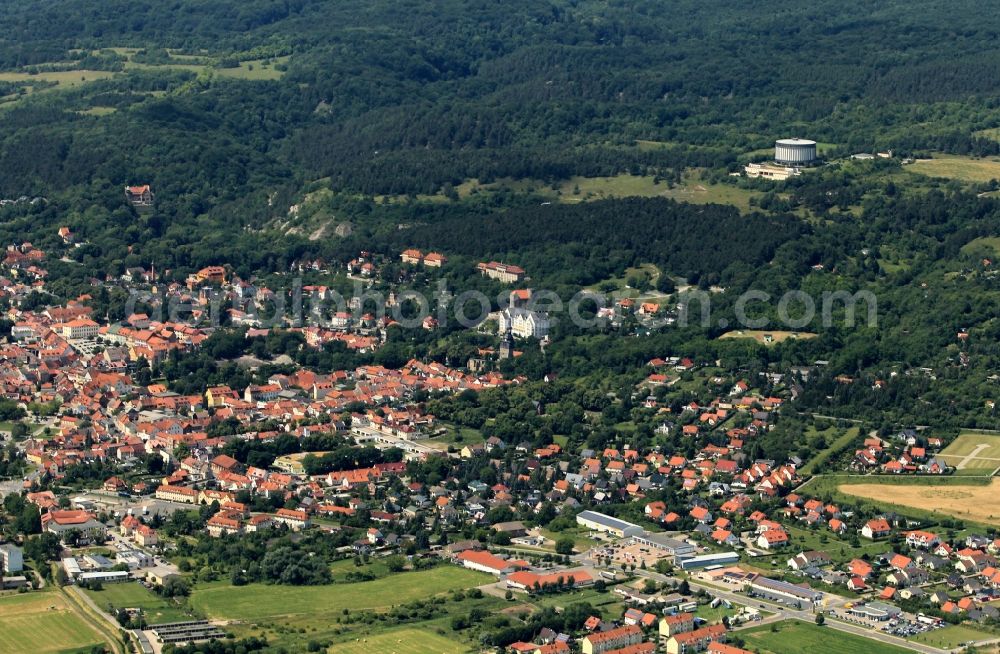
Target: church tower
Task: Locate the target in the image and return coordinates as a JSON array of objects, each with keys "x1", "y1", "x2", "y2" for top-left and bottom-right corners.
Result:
[{"x1": 499, "y1": 326, "x2": 514, "y2": 360}]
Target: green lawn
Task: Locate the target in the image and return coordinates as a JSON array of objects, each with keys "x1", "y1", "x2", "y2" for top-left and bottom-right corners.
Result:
[
  {"x1": 327, "y1": 626, "x2": 473, "y2": 654},
  {"x1": 909, "y1": 624, "x2": 997, "y2": 649},
  {"x1": 190, "y1": 567, "x2": 491, "y2": 620},
  {"x1": 211, "y1": 578, "x2": 506, "y2": 653},
  {"x1": 530, "y1": 586, "x2": 623, "y2": 621},
  {"x1": 428, "y1": 424, "x2": 485, "y2": 450},
  {"x1": 0, "y1": 591, "x2": 104, "y2": 654},
  {"x1": 83, "y1": 580, "x2": 192, "y2": 624},
  {"x1": 740, "y1": 620, "x2": 911, "y2": 654},
  {"x1": 538, "y1": 527, "x2": 599, "y2": 553},
  {"x1": 693, "y1": 602, "x2": 737, "y2": 623}
]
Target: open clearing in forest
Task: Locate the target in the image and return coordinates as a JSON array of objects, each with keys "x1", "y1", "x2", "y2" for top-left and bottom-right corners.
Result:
[
  {"x1": 718, "y1": 330, "x2": 817, "y2": 345},
  {"x1": 909, "y1": 155, "x2": 1000, "y2": 183}
]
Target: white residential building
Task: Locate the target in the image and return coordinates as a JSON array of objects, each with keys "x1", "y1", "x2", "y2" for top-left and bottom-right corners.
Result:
[{"x1": 0, "y1": 543, "x2": 23, "y2": 573}]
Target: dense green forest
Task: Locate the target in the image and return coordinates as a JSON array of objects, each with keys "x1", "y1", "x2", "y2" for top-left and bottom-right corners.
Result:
[{"x1": 5, "y1": 0, "x2": 1000, "y2": 428}]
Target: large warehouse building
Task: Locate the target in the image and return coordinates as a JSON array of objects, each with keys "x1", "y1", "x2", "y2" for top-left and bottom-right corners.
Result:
[
  {"x1": 774, "y1": 138, "x2": 817, "y2": 165},
  {"x1": 576, "y1": 510, "x2": 645, "y2": 538}
]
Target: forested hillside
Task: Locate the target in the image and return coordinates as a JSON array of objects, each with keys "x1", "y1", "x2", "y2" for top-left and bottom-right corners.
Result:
[{"x1": 4, "y1": 0, "x2": 1000, "y2": 427}]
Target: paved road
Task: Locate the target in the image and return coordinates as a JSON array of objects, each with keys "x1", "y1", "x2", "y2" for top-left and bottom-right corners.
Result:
[
  {"x1": 0, "y1": 463, "x2": 41, "y2": 498},
  {"x1": 615, "y1": 563, "x2": 952, "y2": 654}
]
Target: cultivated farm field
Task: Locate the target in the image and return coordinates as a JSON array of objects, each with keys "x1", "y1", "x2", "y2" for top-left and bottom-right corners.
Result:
[
  {"x1": 0, "y1": 591, "x2": 103, "y2": 654},
  {"x1": 839, "y1": 478, "x2": 1000, "y2": 526}
]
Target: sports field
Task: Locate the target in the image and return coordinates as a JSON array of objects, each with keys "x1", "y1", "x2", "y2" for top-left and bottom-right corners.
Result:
[
  {"x1": 328, "y1": 627, "x2": 472, "y2": 654},
  {"x1": 938, "y1": 432, "x2": 1000, "y2": 470},
  {"x1": 0, "y1": 591, "x2": 104, "y2": 654},
  {"x1": 190, "y1": 567, "x2": 491, "y2": 620},
  {"x1": 741, "y1": 620, "x2": 910, "y2": 654},
  {"x1": 839, "y1": 478, "x2": 1000, "y2": 526}
]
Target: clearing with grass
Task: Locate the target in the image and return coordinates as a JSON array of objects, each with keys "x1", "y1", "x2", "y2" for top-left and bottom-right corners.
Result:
[
  {"x1": 961, "y1": 236, "x2": 1000, "y2": 258},
  {"x1": 84, "y1": 581, "x2": 192, "y2": 624},
  {"x1": 908, "y1": 155, "x2": 1000, "y2": 183},
  {"x1": 718, "y1": 330, "x2": 817, "y2": 345},
  {"x1": 908, "y1": 623, "x2": 997, "y2": 649},
  {"x1": 740, "y1": 620, "x2": 911, "y2": 654},
  {"x1": 327, "y1": 627, "x2": 472, "y2": 654},
  {"x1": 190, "y1": 567, "x2": 491, "y2": 620},
  {"x1": 377, "y1": 171, "x2": 761, "y2": 211},
  {"x1": 0, "y1": 591, "x2": 104, "y2": 654}
]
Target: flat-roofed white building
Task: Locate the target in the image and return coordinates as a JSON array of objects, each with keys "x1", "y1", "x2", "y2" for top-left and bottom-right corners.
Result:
[
  {"x1": 62, "y1": 557, "x2": 82, "y2": 578},
  {"x1": 747, "y1": 574, "x2": 822, "y2": 606},
  {"x1": 744, "y1": 162, "x2": 800, "y2": 181},
  {"x1": 79, "y1": 570, "x2": 130, "y2": 584},
  {"x1": 632, "y1": 533, "x2": 696, "y2": 560}
]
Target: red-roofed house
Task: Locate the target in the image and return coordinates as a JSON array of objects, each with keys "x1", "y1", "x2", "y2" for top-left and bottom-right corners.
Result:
[{"x1": 862, "y1": 518, "x2": 891, "y2": 539}]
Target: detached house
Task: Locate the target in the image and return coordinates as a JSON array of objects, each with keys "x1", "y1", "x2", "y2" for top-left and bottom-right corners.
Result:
[{"x1": 862, "y1": 518, "x2": 892, "y2": 540}]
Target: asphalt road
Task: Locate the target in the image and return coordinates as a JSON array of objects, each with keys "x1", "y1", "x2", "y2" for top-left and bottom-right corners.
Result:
[
  {"x1": 571, "y1": 547, "x2": 953, "y2": 654},
  {"x1": 631, "y1": 566, "x2": 952, "y2": 654}
]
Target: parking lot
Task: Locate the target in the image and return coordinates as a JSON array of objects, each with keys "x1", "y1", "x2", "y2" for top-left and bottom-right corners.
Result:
[
  {"x1": 73, "y1": 492, "x2": 198, "y2": 520},
  {"x1": 833, "y1": 608, "x2": 945, "y2": 638},
  {"x1": 588, "y1": 540, "x2": 672, "y2": 568}
]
